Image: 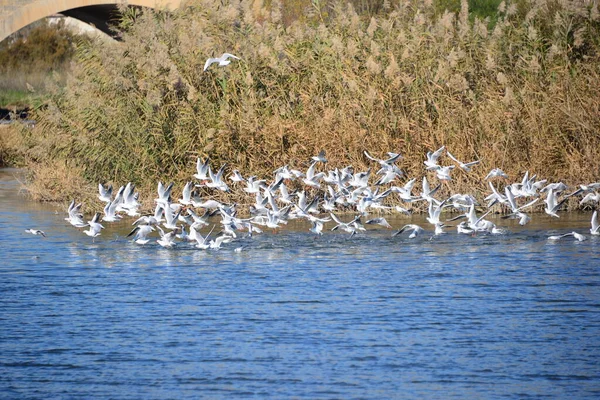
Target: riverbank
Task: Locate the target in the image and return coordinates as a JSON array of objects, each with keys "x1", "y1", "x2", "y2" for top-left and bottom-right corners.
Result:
[{"x1": 2, "y1": 0, "x2": 600, "y2": 213}]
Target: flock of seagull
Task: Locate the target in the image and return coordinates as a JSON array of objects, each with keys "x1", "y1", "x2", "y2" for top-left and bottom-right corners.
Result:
[{"x1": 26, "y1": 146, "x2": 600, "y2": 249}]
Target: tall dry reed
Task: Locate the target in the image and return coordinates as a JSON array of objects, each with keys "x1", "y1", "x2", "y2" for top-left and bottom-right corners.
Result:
[{"x1": 8, "y1": 0, "x2": 600, "y2": 211}]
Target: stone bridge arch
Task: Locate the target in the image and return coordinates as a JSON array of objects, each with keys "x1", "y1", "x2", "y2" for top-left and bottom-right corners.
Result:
[{"x1": 0, "y1": 0, "x2": 184, "y2": 42}]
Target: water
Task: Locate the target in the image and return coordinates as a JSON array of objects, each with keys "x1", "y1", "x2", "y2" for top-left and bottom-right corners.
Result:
[{"x1": 1, "y1": 168, "x2": 599, "y2": 399}]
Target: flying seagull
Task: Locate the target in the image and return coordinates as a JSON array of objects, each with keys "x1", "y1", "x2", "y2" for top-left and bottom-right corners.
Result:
[
  {"x1": 25, "y1": 229, "x2": 46, "y2": 237},
  {"x1": 204, "y1": 53, "x2": 240, "y2": 71}
]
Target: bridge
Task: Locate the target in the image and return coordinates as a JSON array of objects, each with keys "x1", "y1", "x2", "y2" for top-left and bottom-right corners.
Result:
[{"x1": 0, "y1": 0, "x2": 184, "y2": 43}]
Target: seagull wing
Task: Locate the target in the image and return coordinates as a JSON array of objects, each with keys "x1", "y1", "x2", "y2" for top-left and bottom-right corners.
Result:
[
  {"x1": 204, "y1": 58, "x2": 216, "y2": 71},
  {"x1": 222, "y1": 53, "x2": 240, "y2": 60},
  {"x1": 592, "y1": 211, "x2": 599, "y2": 233},
  {"x1": 446, "y1": 150, "x2": 461, "y2": 164},
  {"x1": 505, "y1": 186, "x2": 518, "y2": 212}
]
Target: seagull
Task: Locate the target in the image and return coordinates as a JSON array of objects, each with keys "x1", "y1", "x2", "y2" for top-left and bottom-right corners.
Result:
[
  {"x1": 485, "y1": 181, "x2": 508, "y2": 208},
  {"x1": 390, "y1": 178, "x2": 418, "y2": 202},
  {"x1": 178, "y1": 182, "x2": 194, "y2": 206},
  {"x1": 544, "y1": 188, "x2": 567, "y2": 218},
  {"x1": 274, "y1": 165, "x2": 295, "y2": 181},
  {"x1": 162, "y1": 204, "x2": 181, "y2": 230},
  {"x1": 65, "y1": 200, "x2": 87, "y2": 228},
  {"x1": 424, "y1": 146, "x2": 445, "y2": 170},
  {"x1": 485, "y1": 168, "x2": 508, "y2": 180},
  {"x1": 156, "y1": 227, "x2": 180, "y2": 248},
  {"x1": 446, "y1": 151, "x2": 480, "y2": 172},
  {"x1": 303, "y1": 161, "x2": 325, "y2": 188},
  {"x1": 206, "y1": 164, "x2": 230, "y2": 192},
  {"x1": 209, "y1": 234, "x2": 234, "y2": 250},
  {"x1": 25, "y1": 229, "x2": 46, "y2": 237},
  {"x1": 420, "y1": 176, "x2": 441, "y2": 204},
  {"x1": 192, "y1": 225, "x2": 215, "y2": 249},
  {"x1": 548, "y1": 231, "x2": 586, "y2": 241},
  {"x1": 98, "y1": 183, "x2": 113, "y2": 203},
  {"x1": 194, "y1": 157, "x2": 211, "y2": 181},
  {"x1": 591, "y1": 211, "x2": 599, "y2": 235},
  {"x1": 133, "y1": 204, "x2": 163, "y2": 226},
  {"x1": 580, "y1": 192, "x2": 600, "y2": 205},
  {"x1": 311, "y1": 150, "x2": 328, "y2": 163},
  {"x1": 566, "y1": 182, "x2": 600, "y2": 198},
  {"x1": 364, "y1": 150, "x2": 402, "y2": 168},
  {"x1": 540, "y1": 182, "x2": 568, "y2": 194},
  {"x1": 155, "y1": 182, "x2": 174, "y2": 205},
  {"x1": 83, "y1": 212, "x2": 104, "y2": 237},
  {"x1": 501, "y1": 186, "x2": 539, "y2": 225},
  {"x1": 127, "y1": 224, "x2": 155, "y2": 245},
  {"x1": 229, "y1": 169, "x2": 245, "y2": 183},
  {"x1": 243, "y1": 176, "x2": 267, "y2": 194},
  {"x1": 203, "y1": 53, "x2": 240, "y2": 71},
  {"x1": 393, "y1": 224, "x2": 424, "y2": 239},
  {"x1": 435, "y1": 165, "x2": 455, "y2": 181},
  {"x1": 375, "y1": 167, "x2": 402, "y2": 186},
  {"x1": 330, "y1": 213, "x2": 362, "y2": 237},
  {"x1": 456, "y1": 221, "x2": 474, "y2": 234},
  {"x1": 426, "y1": 200, "x2": 445, "y2": 229},
  {"x1": 191, "y1": 194, "x2": 225, "y2": 210},
  {"x1": 102, "y1": 199, "x2": 122, "y2": 222},
  {"x1": 309, "y1": 220, "x2": 325, "y2": 235},
  {"x1": 366, "y1": 217, "x2": 392, "y2": 229}
]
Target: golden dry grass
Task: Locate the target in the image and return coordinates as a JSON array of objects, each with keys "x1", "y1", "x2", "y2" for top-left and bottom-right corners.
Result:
[{"x1": 5, "y1": 0, "x2": 600, "y2": 211}]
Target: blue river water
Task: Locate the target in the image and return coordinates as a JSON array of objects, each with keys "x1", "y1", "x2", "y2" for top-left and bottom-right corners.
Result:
[{"x1": 1, "y1": 168, "x2": 599, "y2": 399}]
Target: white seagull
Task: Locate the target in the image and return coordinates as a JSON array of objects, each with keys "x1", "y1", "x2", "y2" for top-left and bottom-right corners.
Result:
[
  {"x1": 548, "y1": 231, "x2": 586, "y2": 242},
  {"x1": 98, "y1": 183, "x2": 113, "y2": 203},
  {"x1": 446, "y1": 151, "x2": 480, "y2": 172},
  {"x1": 393, "y1": 224, "x2": 424, "y2": 239},
  {"x1": 65, "y1": 200, "x2": 87, "y2": 228},
  {"x1": 194, "y1": 157, "x2": 211, "y2": 182},
  {"x1": 127, "y1": 224, "x2": 155, "y2": 245},
  {"x1": 544, "y1": 188, "x2": 567, "y2": 218},
  {"x1": 590, "y1": 211, "x2": 599, "y2": 235},
  {"x1": 424, "y1": 146, "x2": 445, "y2": 170},
  {"x1": 203, "y1": 53, "x2": 240, "y2": 71},
  {"x1": 84, "y1": 212, "x2": 104, "y2": 238},
  {"x1": 485, "y1": 168, "x2": 508, "y2": 180},
  {"x1": 366, "y1": 217, "x2": 392, "y2": 229},
  {"x1": 25, "y1": 229, "x2": 46, "y2": 237},
  {"x1": 311, "y1": 150, "x2": 328, "y2": 163}
]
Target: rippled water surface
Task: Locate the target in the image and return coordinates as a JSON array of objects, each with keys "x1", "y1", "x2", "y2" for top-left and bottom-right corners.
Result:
[{"x1": 1, "y1": 168, "x2": 599, "y2": 399}]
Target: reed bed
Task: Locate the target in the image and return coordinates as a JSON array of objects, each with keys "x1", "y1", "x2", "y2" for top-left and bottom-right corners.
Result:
[{"x1": 5, "y1": 0, "x2": 600, "y2": 212}]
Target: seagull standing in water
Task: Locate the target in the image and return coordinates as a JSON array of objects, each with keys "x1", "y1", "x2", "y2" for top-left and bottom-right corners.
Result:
[{"x1": 203, "y1": 53, "x2": 240, "y2": 71}]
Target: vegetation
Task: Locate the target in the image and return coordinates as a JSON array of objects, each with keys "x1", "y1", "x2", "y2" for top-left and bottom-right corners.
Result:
[
  {"x1": 0, "y1": 19, "x2": 78, "y2": 108},
  {"x1": 3, "y1": 0, "x2": 600, "y2": 212}
]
